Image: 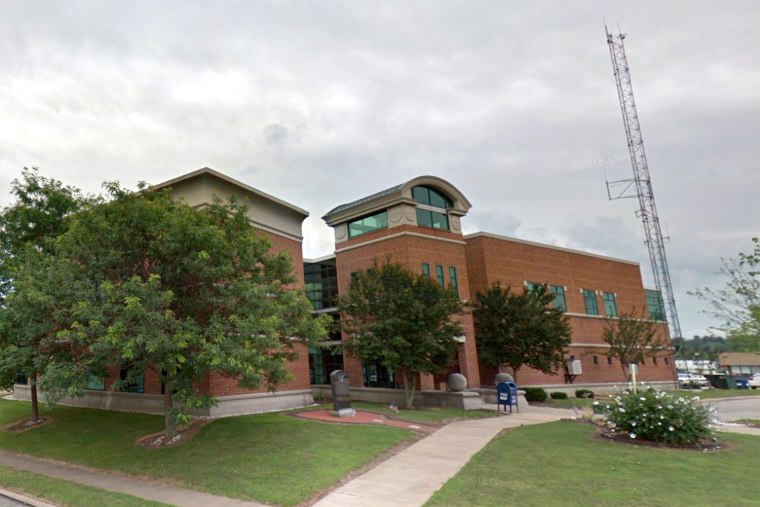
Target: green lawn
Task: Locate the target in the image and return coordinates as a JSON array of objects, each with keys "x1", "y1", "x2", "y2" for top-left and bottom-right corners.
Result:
[
  {"x1": 425, "y1": 421, "x2": 760, "y2": 507},
  {"x1": 533, "y1": 398, "x2": 593, "y2": 409},
  {"x1": 0, "y1": 399, "x2": 412, "y2": 506},
  {"x1": 0, "y1": 464, "x2": 169, "y2": 507},
  {"x1": 350, "y1": 401, "x2": 498, "y2": 424}
]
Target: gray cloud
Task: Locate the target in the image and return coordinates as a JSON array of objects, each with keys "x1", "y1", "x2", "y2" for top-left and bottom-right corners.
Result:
[{"x1": 1, "y1": 0, "x2": 757, "y2": 337}]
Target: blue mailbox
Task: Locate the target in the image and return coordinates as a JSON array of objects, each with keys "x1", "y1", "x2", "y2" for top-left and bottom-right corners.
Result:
[{"x1": 497, "y1": 381, "x2": 519, "y2": 414}]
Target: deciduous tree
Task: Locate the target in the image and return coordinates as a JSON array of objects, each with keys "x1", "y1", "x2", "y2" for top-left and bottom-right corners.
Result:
[
  {"x1": 35, "y1": 182, "x2": 327, "y2": 437},
  {"x1": 0, "y1": 168, "x2": 87, "y2": 422},
  {"x1": 339, "y1": 262, "x2": 462, "y2": 408},
  {"x1": 602, "y1": 309, "x2": 669, "y2": 380},
  {"x1": 690, "y1": 238, "x2": 760, "y2": 352},
  {"x1": 472, "y1": 282, "x2": 572, "y2": 383}
]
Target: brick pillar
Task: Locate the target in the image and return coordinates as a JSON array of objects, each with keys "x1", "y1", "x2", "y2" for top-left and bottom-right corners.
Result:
[
  {"x1": 343, "y1": 354, "x2": 365, "y2": 387},
  {"x1": 457, "y1": 316, "x2": 481, "y2": 388},
  {"x1": 419, "y1": 373, "x2": 435, "y2": 390}
]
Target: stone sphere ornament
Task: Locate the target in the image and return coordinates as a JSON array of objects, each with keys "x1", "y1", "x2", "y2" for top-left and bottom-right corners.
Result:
[
  {"x1": 447, "y1": 373, "x2": 468, "y2": 392},
  {"x1": 495, "y1": 372, "x2": 514, "y2": 385}
]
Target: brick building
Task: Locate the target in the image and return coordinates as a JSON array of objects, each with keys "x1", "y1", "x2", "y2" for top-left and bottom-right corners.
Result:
[
  {"x1": 313, "y1": 175, "x2": 676, "y2": 394},
  {"x1": 14, "y1": 169, "x2": 677, "y2": 414}
]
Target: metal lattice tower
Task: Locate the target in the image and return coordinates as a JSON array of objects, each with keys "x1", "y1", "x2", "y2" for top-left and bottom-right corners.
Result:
[{"x1": 604, "y1": 27, "x2": 683, "y2": 341}]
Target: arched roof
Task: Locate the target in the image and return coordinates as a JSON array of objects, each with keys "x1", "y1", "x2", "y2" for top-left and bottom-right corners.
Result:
[{"x1": 323, "y1": 175, "x2": 471, "y2": 225}]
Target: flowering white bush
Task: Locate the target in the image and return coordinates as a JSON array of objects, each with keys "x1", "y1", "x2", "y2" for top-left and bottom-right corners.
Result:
[{"x1": 595, "y1": 387, "x2": 716, "y2": 445}]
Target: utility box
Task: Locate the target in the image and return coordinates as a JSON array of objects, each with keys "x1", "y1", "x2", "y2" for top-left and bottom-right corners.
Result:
[{"x1": 566, "y1": 359, "x2": 583, "y2": 376}]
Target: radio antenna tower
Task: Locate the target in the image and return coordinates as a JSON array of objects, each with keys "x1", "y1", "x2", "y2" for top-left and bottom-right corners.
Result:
[{"x1": 604, "y1": 26, "x2": 683, "y2": 342}]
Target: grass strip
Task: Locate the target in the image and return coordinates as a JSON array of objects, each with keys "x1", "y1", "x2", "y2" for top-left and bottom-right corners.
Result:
[{"x1": 0, "y1": 463, "x2": 169, "y2": 507}]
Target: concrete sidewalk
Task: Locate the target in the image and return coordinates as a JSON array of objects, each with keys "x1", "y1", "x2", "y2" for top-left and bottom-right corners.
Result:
[
  {"x1": 311, "y1": 406, "x2": 572, "y2": 507},
  {"x1": 0, "y1": 451, "x2": 268, "y2": 507}
]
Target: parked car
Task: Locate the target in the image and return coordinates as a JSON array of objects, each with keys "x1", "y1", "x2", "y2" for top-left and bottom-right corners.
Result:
[
  {"x1": 747, "y1": 373, "x2": 760, "y2": 389},
  {"x1": 677, "y1": 372, "x2": 709, "y2": 388}
]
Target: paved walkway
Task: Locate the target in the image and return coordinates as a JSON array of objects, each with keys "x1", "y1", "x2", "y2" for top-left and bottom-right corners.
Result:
[
  {"x1": 0, "y1": 451, "x2": 268, "y2": 507},
  {"x1": 311, "y1": 405, "x2": 571, "y2": 507}
]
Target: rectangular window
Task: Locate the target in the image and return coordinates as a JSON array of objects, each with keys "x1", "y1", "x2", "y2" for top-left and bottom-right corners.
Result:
[
  {"x1": 449, "y1": 267, "x2": 459, "y2": 297},
  {"x1": 119, "y1": 367, "x2": 145, "y2": 393},
  {"x1": 652, "y1": 356, "x2": 658, "y2": 365},
  {"x1": 550, "y1": 285, "x2": 567, "y2": 312},
  {"x1": 607, "y1": 356, "x2": 614, "y2": 365},
  {"x1": 593, "y1": 355, "x2": 599, "y2": 365},
  {"x1": 85, "y1": 375, "x2": 105, "y2": 391},
  {"x1": 14, "y1": 371, "x2": 27, "y2": 385},
  {"x1": 415, "y1": 209, "x2": 449, "y2": 230},
  {"x1": 348, "y1": 211, "x2": 388, "y2": 238},
  {"x1": 603, "y1": 292, "x2": 618, "y2": 317},
  {"x1": 583, "y1": 289, "x2": 599, "y2": 315},
  {"x1": 664, "y1": 357, "x2": 670, "y2": 365},
  {"x1": 645, "y1": 289, "x2": 666, "y2": 321},
  {"x1": 435, "y1": 265, "x2": 445, "y2": 287},
  {"x1": 422, "y1": 263, "x2": 430, "y2": 277}
]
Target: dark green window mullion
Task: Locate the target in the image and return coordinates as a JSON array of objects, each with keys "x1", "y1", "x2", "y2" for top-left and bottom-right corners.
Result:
[
  {"x1": 422, "y1": 263, "x2": 430, "y2": 277},
  {"x1": 435, "y1": 265, "x2": 445, "y2": 287},
  {"x1": 449, "y1": 266, "x2": 459, "y2": 297},
  {"x1": 583, "y1": 289, "x2": 599, "y2": 315}
]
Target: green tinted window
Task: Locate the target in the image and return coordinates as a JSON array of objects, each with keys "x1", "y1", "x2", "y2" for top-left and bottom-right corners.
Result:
[
  {"x1": 645, "y1": 289, "x2": 665, "y2": 321},
  {"x1": 348, "y1": 211, "x2": 388, "y2": 238},
  {"x1": 422, "y1": 263, "x2": 430, "y2": 276},
  {"x1": 603, "y1": 292, "x2": 618, "y2": 317},
  {"x1": 412, "y1": 186, "x2": 452, "y2": 209},
  {"x1": 583, "y1": 289, "x2": 598, "y2": 315},
  {"x1": 449, "y1": 266, "x2": 459, "y2": 297},
  {"x1": 436, "y1": 265, "x2": 445, "y2": 287},
  {"x1": 550, "y1": 285, "x2": 567, "y2": 311}
]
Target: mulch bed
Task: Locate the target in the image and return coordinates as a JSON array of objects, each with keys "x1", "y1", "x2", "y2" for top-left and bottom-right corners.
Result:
[
  {"x1": 4, "y1": 417, "x2": 52, "y2": 433},
  {"x1": 136, "y1": 418, "x2": 210, "y2": 448},
  {"x1": 584, "y1": 421, "x2": 728, "y2": 452},
  {"x1": 294, "y1": 409, "x2": 439, "y2": 433}
]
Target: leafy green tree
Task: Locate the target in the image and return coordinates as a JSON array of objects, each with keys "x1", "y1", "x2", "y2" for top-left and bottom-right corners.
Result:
[
  {"x1": 0, "y1": 168, "x2": 86, "y2": 422},
  {"x1": 472, "y1": 282, "x2": 572, "y2": 383},
  {"x1": 691, "y1": 238, "x2": 760, "y2": 352},
  {"x1": 52, "y1": 183, "x2": 327, "y2": 437},
  {"x1": 602, "y1": 309, "x2": 669, "y2": 380},
  {"x1": 339, "y1": 262, "x2": 462, "y2": 408}
]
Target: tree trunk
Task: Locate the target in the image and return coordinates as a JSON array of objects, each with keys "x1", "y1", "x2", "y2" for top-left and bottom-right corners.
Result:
[
  {"x1": 30, "y1": 376, "x2": 40, "y2": 422},
  {"x1": 620, "y1": 362, "x2": 631, "y2": 382},
  {"x1": 163, "y1": 376, "x2": 177, "y2": 439},
  {"x1": 512, "y1": 366, "x2": 519, "y2": 385},
  {"x1": 401, "y1": 369, "x2": 416, "y2": 409}
]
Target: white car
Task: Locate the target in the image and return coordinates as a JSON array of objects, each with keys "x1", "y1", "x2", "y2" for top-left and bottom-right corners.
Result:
[
  {"x1": 677, "y1": 372, "x2": 709, "y2": 388},
  {"x1": 747, "y1": 373, "x2": 760, "y2": 389}
]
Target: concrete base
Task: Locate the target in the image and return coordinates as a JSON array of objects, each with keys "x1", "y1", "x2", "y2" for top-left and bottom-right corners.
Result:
[
  {"x1": 332, "y1": 408, "x2": 355, "y2": 417},
  {"x1": 11, "y1": 384, "x2": 314, "y2": 418},
  {"x1": 472, "y1": 388, "x2": 529, "y2": 407},
  {"x1": 311, "y1": 385, "x2": 483, "y2": 410}
]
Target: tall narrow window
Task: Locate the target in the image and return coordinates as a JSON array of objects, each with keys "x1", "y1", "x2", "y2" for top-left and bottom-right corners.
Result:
[
  {"x1": 550, "y1": 285, "x2": 567, "y2": 312},
  {"x1": 435, "y1": 265, "x2": 445, "y2": 287},
  {"x1": 422, "y1": 263, "x2": 430, "y2": 277},
  {"x1": 449, "y1": 266, "x2": 459, "y2": 297},
  {"x1": 583, "y1": 289, "x2": 599, "y2": 315},
  {"x1": 603, "y1": 292, "x2": 618, "y2": 317},
  {"x1": 645, "y1": 289, "x2": 665, "y2": 321}
]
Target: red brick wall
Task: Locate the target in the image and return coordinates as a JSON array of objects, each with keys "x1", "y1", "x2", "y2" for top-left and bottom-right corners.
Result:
[
  {"x1": 465, "y1": 234, "x2": 675, "y2": 386},
  {"x1": 336, "y1": 228, "x2": 481, "y2": 388}
]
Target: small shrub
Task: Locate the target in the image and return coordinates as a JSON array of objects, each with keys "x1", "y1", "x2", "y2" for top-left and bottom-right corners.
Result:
[
  {"x1": 596, "y1": 387, "x2": 716, "y2": 445},
  {"x1": 575, "y1": 389, "x2": 594, "y2": 399},
  {"x1": 524, "y1": 387, "x2": 548, "y2": 402},
  {"x1": 312, "y1": 392, "x2": 325, "y2": 402},
  {"x1": 550, "y1": 391, "x2": 568, "y2": 400}
]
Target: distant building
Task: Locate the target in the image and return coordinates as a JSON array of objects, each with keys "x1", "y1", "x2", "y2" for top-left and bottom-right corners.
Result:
[{"x1": 719, "y1": 352, "x2": 760, "y2": 375}]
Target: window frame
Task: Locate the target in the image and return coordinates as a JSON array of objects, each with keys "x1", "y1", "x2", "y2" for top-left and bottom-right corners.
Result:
[
  {"x1": 347, "y1": 210, "x2": 389, "y2": 238},
  {"x1": 582, "y1": 289, "x2": 599, "y2": 315},
  {"x1": 603, "y1": 292, "x2": 618, "y2": 317}
]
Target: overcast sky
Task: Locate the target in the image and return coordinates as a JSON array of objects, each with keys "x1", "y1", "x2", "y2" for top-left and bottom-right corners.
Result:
[{"x1": 1, "y1": 1, "x2": 758, "y2": 338}]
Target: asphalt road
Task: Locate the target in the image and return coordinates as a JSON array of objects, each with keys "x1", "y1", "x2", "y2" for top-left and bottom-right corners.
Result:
[{"x1": 708, "y1": 396, "x2": 760, "y2": 421}]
